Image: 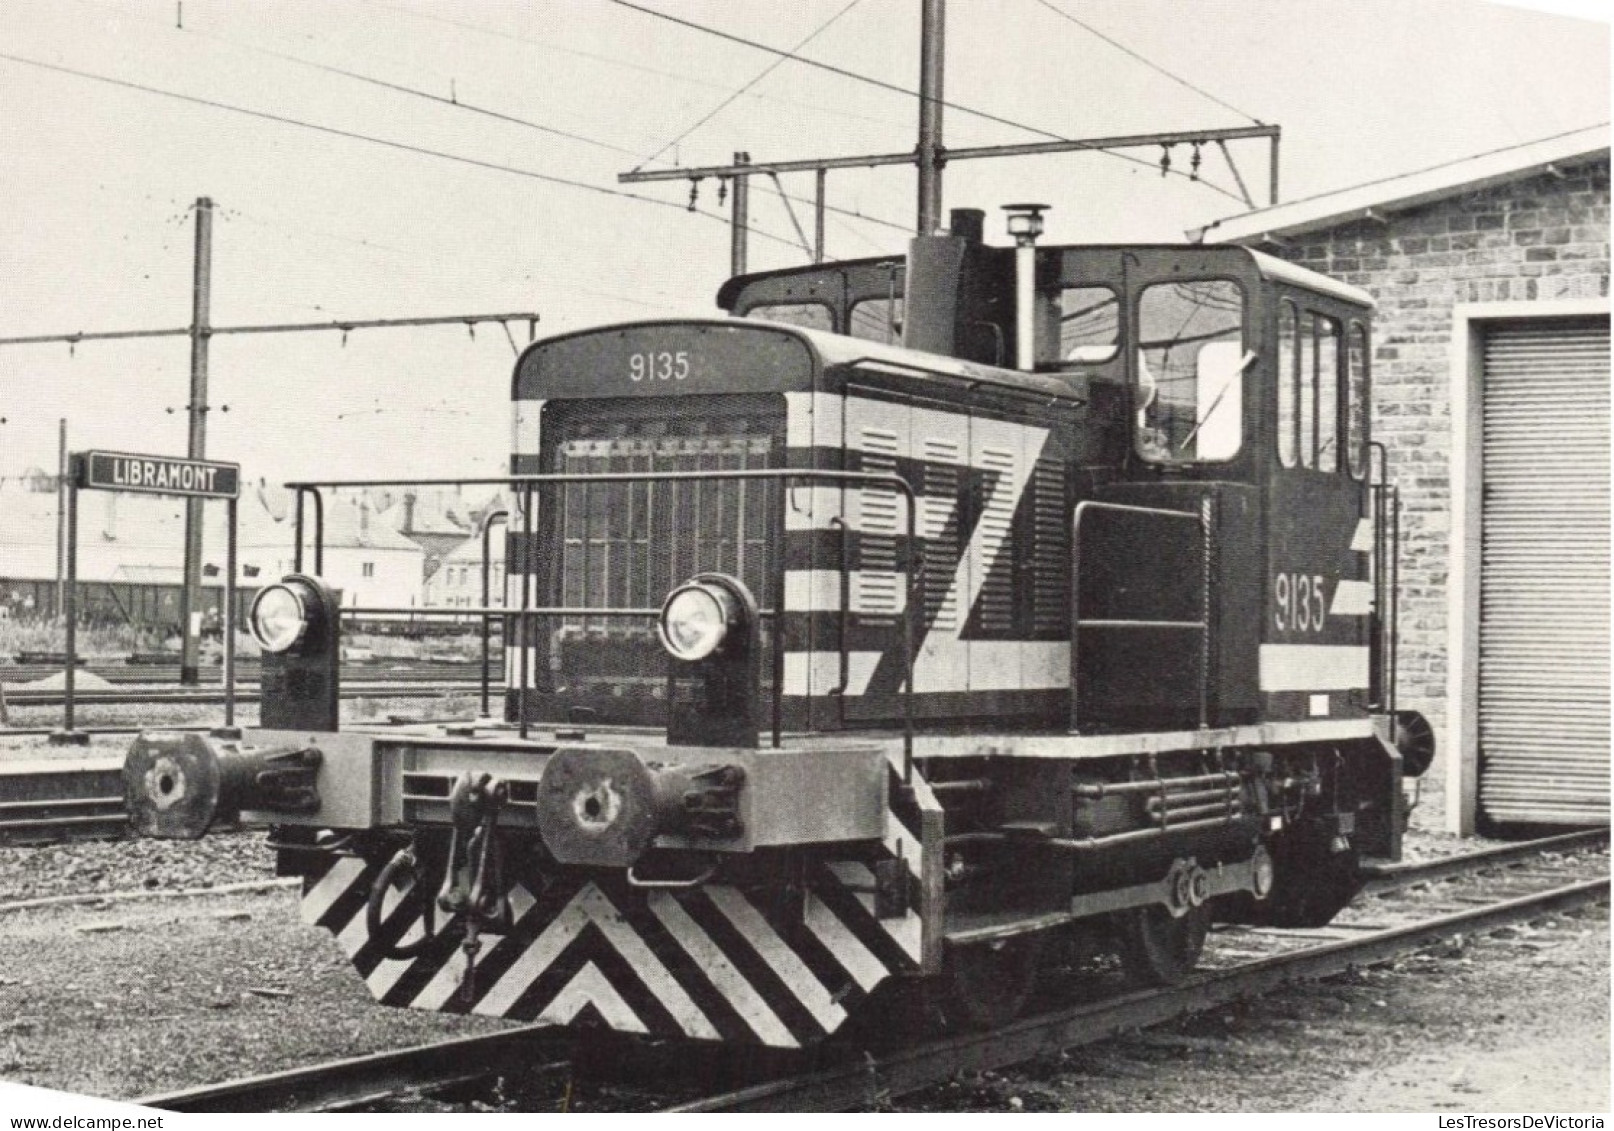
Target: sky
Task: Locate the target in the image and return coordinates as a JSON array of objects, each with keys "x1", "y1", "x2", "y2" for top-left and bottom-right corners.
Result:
[{"x1": 0, "y1": 0, "x2": 1607, "y2": 493}]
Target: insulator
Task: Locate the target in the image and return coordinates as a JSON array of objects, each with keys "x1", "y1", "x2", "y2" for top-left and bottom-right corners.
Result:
[
  {"x1": 717, "y1": 177, "x2": 728, "y2": 206},
  {"x1": 1191, "y1": 142, "x2": 1203, "y2": 181},
  {"x1": 1160, "y1": 145, "x2": 1173, "y2": 177},
  {"x1": 687, "y1": 178, "x2": 701, "y2": 212}
]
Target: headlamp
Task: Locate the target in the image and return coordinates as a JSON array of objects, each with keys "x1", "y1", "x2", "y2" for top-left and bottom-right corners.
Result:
[
  {"x1": 657, "y1": 581, "x2": 739, "y2": 662},
  {"x1": 249, "y1": 584, "x2": 309, "y2": 653}
]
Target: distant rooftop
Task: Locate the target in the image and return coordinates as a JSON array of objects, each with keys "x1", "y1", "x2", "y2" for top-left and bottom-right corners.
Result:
[{"x1": 1195, "y1": 124, "x2": 1610, "y2": 245}]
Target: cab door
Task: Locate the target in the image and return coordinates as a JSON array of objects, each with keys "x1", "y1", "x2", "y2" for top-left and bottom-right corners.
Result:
[{"x1": 1263, "y1": 300, "x2": 1373, "y2": 722}]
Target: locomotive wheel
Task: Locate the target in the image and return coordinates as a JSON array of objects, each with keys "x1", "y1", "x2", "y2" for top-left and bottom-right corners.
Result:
[
  {"x1": 940, "y1": 933, "x2": 1044, "y2": 1030},
  {"x1": 1263, "y1": 841, "x2": 1361, "y2": 928},
  {"x1": 1115, "y1": 903, "x2": 1210, "y2": 987}
]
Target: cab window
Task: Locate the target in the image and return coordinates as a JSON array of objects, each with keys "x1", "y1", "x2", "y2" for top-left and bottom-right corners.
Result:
[
  {"x1": 850, "y1": 297, "x2": 903, "y2": 344},
  {"x1": 1060, "y1": 285, "x2": 1120, "y2": 362},
  {"x1": 1347, "y1": 322, "x2": 1370, "y2": 479},
  {"x1": 1277, "y1": 301, "x2": 1299, "y2": 468},
  {"x1": 746, "y1": 302, "x2": 833, "y2": 333},
  {"x1": 1135, "y1": 280, "x2": 1246, "y2": 463},
  {"x1": 1315, "y1": 315, "x2": 1340, "y2": 473},
  {"x1": 1298, "y1": 315, "x2": 1318, "y2": 468}
]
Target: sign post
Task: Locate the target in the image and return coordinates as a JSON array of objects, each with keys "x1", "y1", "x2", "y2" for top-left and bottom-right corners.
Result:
[{"x1": 52, "y1": 451, "x2": 242, "y2": 745}]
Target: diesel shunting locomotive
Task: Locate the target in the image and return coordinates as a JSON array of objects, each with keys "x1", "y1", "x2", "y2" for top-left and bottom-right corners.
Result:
[{"x1": 125, "y1": 205, "x2": 1432, "y2": 1046}]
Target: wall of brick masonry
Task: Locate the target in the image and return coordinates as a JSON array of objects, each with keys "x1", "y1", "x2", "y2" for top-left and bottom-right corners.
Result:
[{"x1": 1255, "y1": 158, "x2": 1609, "y2": 786}]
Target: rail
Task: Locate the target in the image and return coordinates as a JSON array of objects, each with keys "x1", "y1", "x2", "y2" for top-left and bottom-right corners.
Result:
[
  {"x1": 141, "y1": 1025, "x2": 575, "y2": 1114},
  {"x1": 672, "y1": 874, "x2": 1608, "y2": 1112},
  {"x1": 108, "y1": 832, "x2": 1609, "y2": 1112},
  {"x1": 1070, "y1": 500, "x2": 1210, "y2": 731},
  {"x1": 284, "y1": 469, "x2": 922, "y2": 775}
]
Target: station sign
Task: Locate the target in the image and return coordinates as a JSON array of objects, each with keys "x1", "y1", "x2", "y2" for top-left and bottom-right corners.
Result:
[{"x1": 77, "y1": 450, "x2": 240, "y2": 499}]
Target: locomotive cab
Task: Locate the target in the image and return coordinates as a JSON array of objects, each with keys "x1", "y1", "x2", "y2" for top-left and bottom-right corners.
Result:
[{"x1": 122, "y1": 206, "x2": 1431, "y2": 1048}]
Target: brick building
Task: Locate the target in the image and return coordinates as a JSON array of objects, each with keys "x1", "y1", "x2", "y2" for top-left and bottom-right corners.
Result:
[{"x1": 1199, "y1": 126, "x2": 1609, "y2": 834}]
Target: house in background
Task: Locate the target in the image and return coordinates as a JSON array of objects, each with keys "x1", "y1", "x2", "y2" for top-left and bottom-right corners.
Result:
[
  {"x1": 1199, "y1": 125, "x2": 1609, "y2": 834},
  {"x1": 423, "y1": 523, "x2": 505, "y2": 611},
  {"x1": 1, "y1": 477, "x2": 273, "y2": 587},
  {"x1": 388, "y1": 489, "x2": 475, "y2": 584},
  {"x1": 241, "y1": 492, "x2": 424, "y2": 612}
]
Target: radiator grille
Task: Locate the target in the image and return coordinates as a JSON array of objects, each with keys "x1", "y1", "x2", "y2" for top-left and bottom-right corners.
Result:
[
  {"x1": 529, "y1": 402, "x2": 783, "y2": 709},
  {"x1": 556, "y1": 432, "x2": 777, "y2": 615}
]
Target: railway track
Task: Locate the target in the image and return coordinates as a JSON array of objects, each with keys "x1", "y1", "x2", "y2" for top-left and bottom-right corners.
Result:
[
  {"x1": 0, "y1": 758, "x2": 125, "y2": 843},
  {"x1": 133, "y1": 830, "x2": 1609, "y2": 1114},
  {"x1": 137, "y1": 1027, "x2": 577, "y2": 1114},
  {"x1": 0, "y1": 662, "x2": 502, "y2": 686},
  {"x1": 2, "y1": 680, "x2": 486, "y2": 708},
  {"x1": 0, "y1": 712, "x2": 489, "y2": 839}
]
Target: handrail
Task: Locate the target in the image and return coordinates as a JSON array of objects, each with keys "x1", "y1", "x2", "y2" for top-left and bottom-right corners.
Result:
[
  {"x1": 287, "y1": 468, "x2": 919, "y2": 775},
  {"x1": 292, "y1": 487, "x2": 324, "y2": 575},
  {"x1": 1070, "y1": 500, "x2": 1209, "y2": 732},
  {"x1": 1367, "y1": 440, "x2": 1399, "y2": 714},
  {"x1": 479, "y1": 509, "x2": 508, "y2": 718},
  {"x1": 520, "y1": 483, "x2": 533, "y2": 739},
  {"x1": 340, "y1": 605, "x2": 673, "y2": 618}
]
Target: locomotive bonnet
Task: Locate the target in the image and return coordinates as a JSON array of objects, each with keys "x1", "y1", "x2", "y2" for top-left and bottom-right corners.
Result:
[{"x1": 125, "y1": 205, "x2": 1432, "y2": 1045}]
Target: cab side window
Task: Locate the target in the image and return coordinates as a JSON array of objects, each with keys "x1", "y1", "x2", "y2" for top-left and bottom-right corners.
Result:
[
  {"x1": 1347, "y1": 322, "x2": 1370, "y2": 479},
  {"x1": 1299, "y1": 314, "x2": 1318, "y2": 468},
  {"x1": 1277, "y1": 301, "x2": 1299, "y2": 468},
  {"x1": 1315, "y1": 315, "x2": 1340, "y2": 473},
  {"x1": 1059, "y1": 285, "x2": 1120, "y2": 362},
  {"x1": 746, "y1": 302, "x2": 834, "y2": 333},
  {"x1": 1135, "y1": 280, "x2": 1246, "y2": 463},
  {"x1": 849, "y1": 297, "x2": 903, "y2": 344}
]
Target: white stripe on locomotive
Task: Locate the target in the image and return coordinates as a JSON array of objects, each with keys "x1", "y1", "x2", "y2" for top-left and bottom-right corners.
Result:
[
  {"x1": 511, "y1": 398, "x2": 544, "y2": 458},
  {"x1": 544, "y1": 963, "x2": 648, "y2": 1033},
  {"x1": 1349, "y1": 517, "x2": 1374, "y2": 553},
  {"x1": 803, "y1": 892, "x2": 887, "y2": 992},
  {"x1": 647, "y1": 892, "x2": 798, "y2": 1047},
  {"x1": 471, "y1": 884, "x2": 720, "y2": 1039},
  {"x1": 780, "y1": 650, "x2": 882, "y2": 697},
  {"x1": 828, "y1": 860, "x2": 922, "y2": 963},
  {"x1": 1258, "y1": 643, "x2": 1371, "y2": 691},
  {"x1": 704, "y1": 887, "x2": 848, "y2": 1033},
  {"x1": 1330, "y1": 578, "x2": 1373, "y2": 616},
  {"x1": 301, "y1": 856, "x2": 365, "y2": 926}
]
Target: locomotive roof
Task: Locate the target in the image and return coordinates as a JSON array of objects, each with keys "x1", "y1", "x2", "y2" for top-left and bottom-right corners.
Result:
[
  {"x1": 523, "y1": 317, "x2": 1087, "y2": 402},
  {"x1": 716, "y1": 244, "x2": 1375, "y2": 312},
  {"x1": 1245, "y1": 248, "x2": 1375, "y2": 309}
]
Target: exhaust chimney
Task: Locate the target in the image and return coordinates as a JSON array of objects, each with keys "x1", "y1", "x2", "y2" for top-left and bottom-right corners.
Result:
[
  {"x1": 901, "y1": 207, "x2": 986, "y2": 358},
  {"x1": 1002, "y1": 203, "x2": 1048, "y2": 371},
  {"x1": 950, "y1": 207, "x2": 984, "y2": 244}
]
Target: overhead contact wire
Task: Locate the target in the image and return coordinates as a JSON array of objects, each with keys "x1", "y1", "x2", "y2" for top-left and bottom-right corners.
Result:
[
  {"x1": 0, "y1": 50, "x2": 807, "y2": 253},
  {"x1": 635, "y1": 0, "x2": 865, "y2": 171},
  {"x1": 602, "y1": 0, "x2": 1247, "y2": 201},
  {"x1": 81, "y1": 0, "x2": 913, "y2": 239},
  {"x1": 1027, "y1": 0, "x2": 1264, "y2": 125}
]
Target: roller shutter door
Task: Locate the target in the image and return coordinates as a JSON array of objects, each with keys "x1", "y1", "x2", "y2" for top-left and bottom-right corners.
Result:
[{"x1": 1478, "y1": 317, "x2": 1610, "y2": 825}]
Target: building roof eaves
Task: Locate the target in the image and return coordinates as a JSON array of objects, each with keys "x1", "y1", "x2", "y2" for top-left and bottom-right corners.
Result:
[{"x1": 1196, "y1": 124, "x2": 1610, "y2": 245}]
